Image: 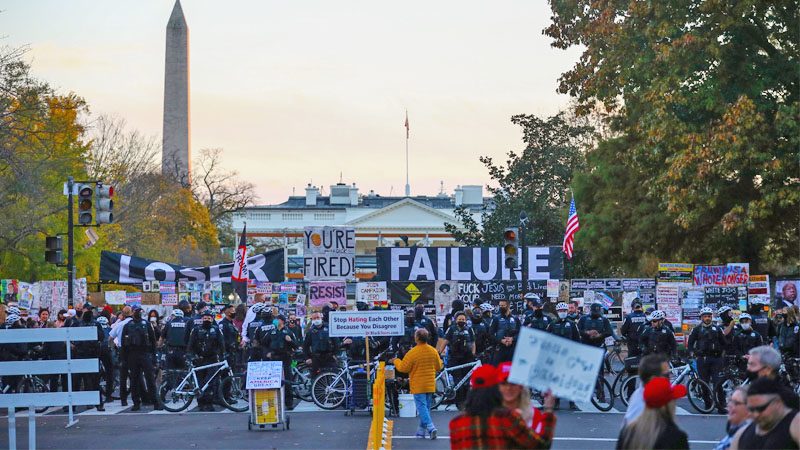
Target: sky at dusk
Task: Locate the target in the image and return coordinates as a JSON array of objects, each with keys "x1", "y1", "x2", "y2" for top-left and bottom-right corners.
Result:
[{"x1": 2, "y1": 0, "x2": 581, "y2": 203}]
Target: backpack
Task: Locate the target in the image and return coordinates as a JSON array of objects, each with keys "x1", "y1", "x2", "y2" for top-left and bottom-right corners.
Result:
[{"x1": 125, "y1": 321, "x2": 149, "y2": 348}]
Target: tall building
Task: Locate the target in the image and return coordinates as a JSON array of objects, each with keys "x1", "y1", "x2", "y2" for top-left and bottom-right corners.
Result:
[{"x1": 162, "y1": 0, "x2": 191, "y2": 182}]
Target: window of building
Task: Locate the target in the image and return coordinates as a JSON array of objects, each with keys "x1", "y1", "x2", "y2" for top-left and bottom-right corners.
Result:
[
  {"x1": 248, "y1": 212, "x2": 271, "y2": 220},
  {"x1": 314, "y1": 212, "x2": 335, "y2": 221},
  {"x1": 282, "y1": 213, "x2": 303, "y2": 221}
]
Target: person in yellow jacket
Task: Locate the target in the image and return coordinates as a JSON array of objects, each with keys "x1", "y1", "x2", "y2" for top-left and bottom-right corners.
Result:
[{"x1": 393, "y1": 328, "x2": 443, "y2": 439}]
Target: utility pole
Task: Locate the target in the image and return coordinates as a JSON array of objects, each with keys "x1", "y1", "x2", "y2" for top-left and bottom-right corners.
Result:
[
  {"x1": 519, "y1": 211, "x2": 529, "y2": 300},
  {"x1": 67, "y1": 176, "x2": 75, "y2": 305}
]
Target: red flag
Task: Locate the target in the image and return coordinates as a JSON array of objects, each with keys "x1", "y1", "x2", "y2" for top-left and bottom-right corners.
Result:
[
  {"x1": 232, "y1": 225, "x2": 249, "y2": 301},
  {"x1": 404, "y1": 111, "x2": 409, "y2": 139}
]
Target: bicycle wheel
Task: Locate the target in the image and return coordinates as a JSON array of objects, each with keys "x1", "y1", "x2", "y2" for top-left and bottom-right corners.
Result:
[
  {"x1": 620, "y1": 376, "x2": 639, "y2": 407},
  {"x1": 292, "y1": 363, "x2": 313, "y2": 402},
  {"x1": 714, "y1": 375, "x2": 741, "y2": 413},
  {"x1": 686, "y1": 378, "x2": 715, "y2": 414},
  {"x1": 158, "y1": 379, "x2": 195, "y2": 412},
  {"x1": 431, "y1": 375, "x2": 447, "y2": 409},
  {"x1": 311, "y1": 371, "x2": 346, "y2": 410},
  {"x1": 18, "y1": 377, "x2": 50, "y2": 413},
  {"x1": 590, "y1": 377, "x2": 614, "y2": 411},
  {"x1": 218, "y1": 375, "x2": 248, "y2": 412}
]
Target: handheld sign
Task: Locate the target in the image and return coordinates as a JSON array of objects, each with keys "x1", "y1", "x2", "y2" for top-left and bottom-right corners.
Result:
[
  {"x1": 329, "y1": 310, "x2": 405, "y2": 337},
  {"x1": 246, "y1": 361, "x2": 284, "y2": 390},
  {"x1": 508, "y1": 328, "x2": 604, "y2": 403}
]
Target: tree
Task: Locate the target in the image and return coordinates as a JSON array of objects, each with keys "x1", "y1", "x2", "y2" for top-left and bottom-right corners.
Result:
[
  {"x1": 545, "y1": 0, "x2": 799, "y2": 273},
  {"x1": 446, "y1": 113, "x2": 593, "y2": 248}
]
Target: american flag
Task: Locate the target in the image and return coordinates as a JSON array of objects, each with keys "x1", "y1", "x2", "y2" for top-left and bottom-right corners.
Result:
[{"x1": 562, "y1": 196, "x2": 580, "y2": 259}]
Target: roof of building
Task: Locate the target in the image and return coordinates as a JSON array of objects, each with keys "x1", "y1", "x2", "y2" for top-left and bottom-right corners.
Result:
[{"x1": 246, "y1": 195, "x2": 491, "y2": 210}]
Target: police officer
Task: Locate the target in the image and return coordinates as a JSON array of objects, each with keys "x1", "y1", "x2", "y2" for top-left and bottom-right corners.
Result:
[
  {"x1": 639, "y1": 310, "x2": 676, "y2": 358},
  {"x1": 95, "y1": 316, "x2": 115, "y2": 403},
  {"x1": 442, "y1": 299, "x2": 465, "y2": 332},
  {"x1": 471, "y1": 303, "x2": 493, "y2": 358},
  {"x1": 644, "y1": 306, "x2": 675, "y2": 333},
  {"x1": 259, "y1": 314, "x2": 297, "y2": 409},
  {"x1": 439, "y1": 311, "x2": 475, "y2": 405},
  {"x1": 120, "y1": 307, "x2": 159, "y2": 411},
  {"x1": 73, "y1": 307, "x2": 106, "y2": 411},
  {"x1": 777, "y1": 309, "x2": 799, "y2": 358},
  {"x1": 747, "y1": 297, "x2": 776, "y2": 341},
  {"x1": 244, "y1": 303, "x2": 267, "y2": 362},
  {"x1": 218, "y1": 304, "x2": 241, "y2": 373},
  {"x1": 186, "y1": 310, "x2": 225, "y2": 412},
  {"x1": 391, "y1": 309, "x2": 419, "y2": 358},
  {"x1": 717, "y1": 306, "x2": 738, "y2": 353},
  {"x1": 620, "y1": 299, "x2": 647, "y2": 357},
  {"x1": 163, "y1": 309, "x2": 190, "y2": 374},
  {"x1": 547, "y1": 302, "x2": 581, "y2": 342},
  {"x1": 413, "y1": 303, "x2": 438, "y2": 347},
  {"x1": 303, "y1": 311, "x2": 339, "y2": 375},
  {"x1": 578, "y1": 303, "x2": 613, "y2": 348},
  {"x1": 522, "y1": 294, "x2": 552, "y2": 331},
  {"x1": 286, "y1": 312, "x2": 304, "y2": 343},
  {"x1": 732, "y1": 313, "x2": 763, "y2": 356},
  {"x1": 0, "y1": 313, "x2": 27, "y2": 392},
  {"x1": 687, "y1": 307, "x2": 726, "y2": 412},
  {"x1": 489, "y1": 299, "x2": 521, "y2": 365}
]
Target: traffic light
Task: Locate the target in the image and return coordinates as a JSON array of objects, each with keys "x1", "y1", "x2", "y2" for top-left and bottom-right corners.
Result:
[
  {"x1": 45, "y1": 236, "x2": 63, "y2": 265},
  {"x1": 77, "y1": 184, "x2": 93, "y2": 225},
  {"x1": 503, "y1": 227, "x2": 519, "y2": 269},
  {"x1": 96, "y1": 183, "x2": 114, "y2": 224}
]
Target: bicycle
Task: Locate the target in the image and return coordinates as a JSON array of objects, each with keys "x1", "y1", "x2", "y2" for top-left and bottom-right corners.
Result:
[
  {"x1": 310, "y1": 351, "x2": 384, "y2": 410},
  {"x1": 157, "y1": 358, "x2": 247, "y2": 412},
  {"x1": 712, "y1": 355, "x2": 748, "y2": 412},
  {"x1": 622, "y1": 358, "x2": 714, "y2": 413},
  {"x1": 431, "y1": 359, "x2": 482, "y2": 409},
  {"x1": 590, "y1": 372, "x2": 615, "y2": 411},
  {"x1": 604, "y1": 339, "x2": 627, "y2": 375},
  {"x1": 290, "y1": 354, "x2": 313, "y2": 402}
]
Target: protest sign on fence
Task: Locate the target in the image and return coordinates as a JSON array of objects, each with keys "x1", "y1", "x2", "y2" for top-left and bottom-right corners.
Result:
[
  {"x1": 303, "y1": 227, "x2": 355, "y2": 281},
  {"x1": 161, "y1": 293, "x2": 178, "y2": 306},
  {"x1": 658, "y1": 263, "x2": 694, "y2": 283},
  {"x1": 775, "y1": 280, "x2": 799, "y2": 308},
  {"x1": 125, "y1": 292, "x2": 142, "y2": 307},
  {"x1": 681, "y1": 287, "x2": 704, "y2": 325},
  {"x1": 246, "y1": 361, "x2": 284, "y2": 389},
  {"x1": 656, "y1": 285, "x2": 681, "y2": 327},
  {"x1": 356, "y1": 281, "x2": 387, "y2": 304},
  {"x1": 508, "y1": 328, "x2": 604, "y2": 403},
  {"x1": 105, "y1": 291, "x2": 127, "y2": 305},
  {"x1": 308, "y1": 281, "x2": 346, "y2": 308},
  {"x1": 328, "y1": 310, "x2": 405, "y2": 337},
  {"x1": 704, "y1": 286, "x2": 739, "y2": 312}
]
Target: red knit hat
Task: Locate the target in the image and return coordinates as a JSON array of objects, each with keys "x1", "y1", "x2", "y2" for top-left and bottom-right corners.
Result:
[
  {"x1": 643, "y1": 377, "x2": 686, "y2": 408},
  {"x1": 470, "y1": 364, "x2": 500, "y2": 389}
]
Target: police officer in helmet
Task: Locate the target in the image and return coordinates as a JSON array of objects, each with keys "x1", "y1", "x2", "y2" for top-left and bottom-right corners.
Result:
[
  {"x1": 620, "y1": 299, "x2": 647, "y2": 357},
  {"x1": 748, "y1": 297, "x2": 777, "y2": 341},
  {"x1": 186, "y1": 310, "x2": 225, "y2": 411},
  {"x1": 218, "y1": 304, "x2": 241, "y2": 373},
  {"x1": 578, "y1": 302, "x2": 613, "y2": 348},
  {"x1": 120, "y1": 307, "x2": 159, "y2": 411},
  {"x1": 639, "y1": 310, "x2": 676, "y2": 357},
  {"x1": 259, "y1": 314, "x2": 297, "y2": 410},
  {"x1": 687, "y1": 307, "x2": 726, "y2": 412},
  {"x1": 547, "y1": 302, "x2": 581, "y2": 342},
  {"x1": 163, "y1": 308, "x2": 191, "y2": 375},
  {"x1": 489, "y1": 299, "x2": 520, "y2": 365},
  {"x1": 413, "y1": 303, "x2": 438, "y2": 347},
  {"x1": 733, "y1": 313, "x2": 763, "y2": 357},
  {"x1": 522, "y1": 293, "x2": 552, "y2": 331},
  {"x1": 303, "y1": 311, "x2": 339, "y2": 375},
  {"x1": 438, "y1": 311, "x2": 475, "y2": 406}
]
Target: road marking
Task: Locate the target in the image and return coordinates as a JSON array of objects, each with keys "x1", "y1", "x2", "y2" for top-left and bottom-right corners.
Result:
[{"x1": 393, "y1": 436, "x2": 719, "y2": 444}]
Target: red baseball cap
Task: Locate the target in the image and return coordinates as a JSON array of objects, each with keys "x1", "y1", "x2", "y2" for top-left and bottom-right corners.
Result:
[
  {"x1": 470, "y1": 364, "x2": 500, "y2": 389},
  {"x1": 643, "y1": 377, "x2": 687, "y2": 408},
  {"x1": 497, "y1": 362, "x2": 512, "y2": 383}
]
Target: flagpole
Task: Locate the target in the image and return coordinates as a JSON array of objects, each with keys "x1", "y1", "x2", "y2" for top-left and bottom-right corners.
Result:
[{"x1": 405, "y1": 110, "x2": 410, "y2": 197}]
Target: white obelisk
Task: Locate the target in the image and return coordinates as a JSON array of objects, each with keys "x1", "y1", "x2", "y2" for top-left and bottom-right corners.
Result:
[{"x1": 162, "y1": 0, "x2": 191, "y2": 183}]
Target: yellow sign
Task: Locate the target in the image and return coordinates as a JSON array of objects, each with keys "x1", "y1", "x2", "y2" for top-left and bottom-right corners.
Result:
[
  {"x1": 253, "y1": 389, "x2": 279, "y2": 424},
  {"x1": 405, "y1": 283, "x2": 421, "y2": 302}
]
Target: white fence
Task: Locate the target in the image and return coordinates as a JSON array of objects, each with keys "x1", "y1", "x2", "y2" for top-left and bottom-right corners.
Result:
[{"x1": 0, "y1": 327, "x2": 100, "y2": 450}]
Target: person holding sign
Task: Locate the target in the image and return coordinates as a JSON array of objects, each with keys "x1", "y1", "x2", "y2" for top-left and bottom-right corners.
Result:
[
  {"x1": 616, "y1": 377, "x2": 689, "y2": 450},
  {"x1": 449, "y1": 364, "x2": 556, "y2": 449},
  {"x1": 393, "y1": 328, "x2": 443, "y2": 440}
]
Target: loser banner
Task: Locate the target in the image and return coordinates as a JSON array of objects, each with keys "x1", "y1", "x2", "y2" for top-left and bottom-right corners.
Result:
[
  {"x1": 303, "y1": 227, "x2": 355, "y2": 280},
  {"x1": 376, "y1": 247, "x2": 563, "y2": 281},
  {"x1": 99, "y1": 249, "x2": 284, "y2": 283},
  {"x1": 328, "y1": 310, "x2": 405, "y2": 337},
  {"x1": 508, "y1": 328, "x2": 604, "y2": 403}
]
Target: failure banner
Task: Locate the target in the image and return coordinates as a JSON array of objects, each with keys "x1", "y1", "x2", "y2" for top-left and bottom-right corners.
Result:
[
  {"x1": 99, "y1": 249, "x2": 284, "y2": 283},
  {"x1": 376, "y1": 246, "x2": 563, "y2": 281},
  {"x1": 328, "y1": 310, "x2": 405, "y2": 337}
]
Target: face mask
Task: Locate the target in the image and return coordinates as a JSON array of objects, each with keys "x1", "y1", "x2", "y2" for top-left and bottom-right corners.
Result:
[
  {"x1": 472, "y1": 316, "x2": 482, "y2": 324},
  {"x1": 591, "y1": 312, "x2": 600, "y2": 318},
  {"x1": 457, "y1": 322, "x2": 466, "y2": 328},
  {"x1": 568, "y1": 312, "x2": 578, "y2": 319},
  {"x1": 202, "y1": 321, "x2": 212, "y2": 329},
  {"x1": 533, "y1": 309, "x2": 543, "y2": 318},
  {"x1": 405, "y1": 317, "x2": 414, "y2": 326},
  {"x1": 741, "y1": 322, "x2": 751, "y2": 330},
  {"x1": 150, "y1": 317, "x2": 157, "y2": 322},
  {"x1": 312, "y1": 319, "x2": 323, "y2": 327},
  {"x1": 133, "y1": 312, "x2": 142, "y2": 321},
  {"x1": 558, "y1": 312, "x2": 567, "y2": 319},
  {"x1": 415, "y1": 309, "x2": 423, "y2": 320},
  {"x1": 272, "y1": 319, "x2": 279, "y2": 327},
  {"x1": 499, "y1": 306, "x2": 508, "y2": 315}
]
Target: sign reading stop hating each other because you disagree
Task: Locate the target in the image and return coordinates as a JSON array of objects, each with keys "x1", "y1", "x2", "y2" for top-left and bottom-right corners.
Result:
[
  {"x1": 508, "y1": 328, "x2": 605, "y2": 404},
  {"x1": 328, "y1": 310, "x2": 405, "y2": 337},
  {"x1": 303, "y1": 227, "x2": 356, "y2": 281}
]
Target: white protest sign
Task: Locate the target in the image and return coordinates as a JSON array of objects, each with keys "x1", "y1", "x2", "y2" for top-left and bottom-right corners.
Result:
[
  {"x1": 246, "y1": 361, "x2": 284, "y2": 389},
  {"x1": 508, "y1": 328, "x2": 604, "y2": 403},
  {"x1": 105, "y1": 290, "x2": 127, "y2": 305},
  {"x1": 356, "y1": 282, "x2": 388, "y2": 303},
  {"x1": 303, "y1": 226, "x2": 355, "y2": 281},
  {"x1": 547, "y1": 279, "x2": 560, "y2": 298},
  {"x1": 329, "y1": 310, "x2": 405, "y2": 337}
]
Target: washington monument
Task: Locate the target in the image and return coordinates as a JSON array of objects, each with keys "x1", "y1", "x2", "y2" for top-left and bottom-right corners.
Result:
[{"x1": 162, "y1": 0, "x2": 191, "y2": 182}]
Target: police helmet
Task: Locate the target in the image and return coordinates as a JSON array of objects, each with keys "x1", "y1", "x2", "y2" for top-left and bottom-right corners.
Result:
[
  {"x1": 5, "y1": 314, "x2": 20, "y2": 324},
  {"x1": 590, "y1": 302, "x2": 603, "y2": 313},
  {"x1": 699, "y1": 307, "x2": 714, "y2": 316},
  {"x1": 6, "y1": 306, "x2": 20, "y2": 316},
  {"x1": 250, "y1": 303, "x2": 265, "y2": 314},
  {"x1": 738, "y1": 313, "x2": 752, "y2": 321},
  {"x1": 480, "y1": 303, "x2": 494, "y2": 312},
  {"x1": 717, "y1": 306, "x2": 732, "y2": 315},
  {"x1": 201, "y1": 310, "x2": 214, "y2": 318},
  {"x1": 750, "y1": 297, "x2": 769, "y2": 305},
  {"x1": 172, "y1": 309, "x2": 184, "y2": 318},
  {"x1": 556, "y1": 302, "x2": 569, "y2": 311},
  {"x1": 631, "y1": 299, "x2": 642, "y2": 309},
  {"x1": 650, "y1": 310, "x2": 666, "y2": 321},
  {"x1": 95, "y1": 316, "x2": 109, "y2": 325}
]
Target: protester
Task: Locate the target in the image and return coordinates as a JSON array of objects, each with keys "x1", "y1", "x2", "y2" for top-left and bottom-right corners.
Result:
[
  {"x1": 233, "y1": 303, "x2": 246, "y2": 333},
  {"x1": 747, "y1": 345, "x2": 799, "y2": 409},
  {"x1": 147, "y1": 309, "x2": 164, "y2": 337},
  {"x1": 393, "y1": 328, "x2": 443, "y2": 439},
  {"x1": 777, "y1": 305, "x2": 799, "y2": 358},
  {"x1": 496, "y1": 362, "x2": 549, "y2": 433},
  {"x1": 730, "y1": 377, "x2": 799, "y2": 449},
  {"x1": 622, "y1": 354, "x2": 670, "y2": 426},
  {"x1": 616, "y1": 377, "x2": 689, "y2": 449},
  {"x1": 449, "y1": 364, "x2": 556, "y2": 449},
  {"x1": 55, "y1": 309, "x2": 67, "y2": 328},
  {"x1": 715, "y1": 386, "x2": 751, "y2": 450}
]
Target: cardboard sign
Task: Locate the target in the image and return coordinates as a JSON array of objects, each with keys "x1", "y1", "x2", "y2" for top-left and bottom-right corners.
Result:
[
  {"x1": 246, "y1": 361, "x2": 284, "y2": 390},
  {"x1": 547, "y1": 279, "x2": 560, "y2": 298},
  {"x1": 508, "y1": 328, "x2": 605, "y2": 403},
  {"x1": 658, "y1": 263, "x2": 694, "y2": 283},
  {"x1": 308, "y1": 281, "x2": 346, "y2": 307},
  {"x1": 356, "y1": 282, "x2": 388, "y2": 303},
  {"x1": 303, "y1": 226, "x2": 355, "y2": 281},
  {"x1": 656, "y1": 285, "x2": 681, "y2": 326},
  {"x1": 328, "y1": 310, "x2": 405, "y2": 337},
  {"x1": 161, "y1": 293, "x2": 178, "y2": 306}
]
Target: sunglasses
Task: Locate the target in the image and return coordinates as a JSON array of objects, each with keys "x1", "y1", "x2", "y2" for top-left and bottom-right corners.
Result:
[{"x1": 747, "y1": 397, "x2": 776, "y2": 414}]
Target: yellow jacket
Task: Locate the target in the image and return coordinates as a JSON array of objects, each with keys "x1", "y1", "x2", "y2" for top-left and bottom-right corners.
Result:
[{"x1": 393, "y1": 343, "x2": 442, "y2": 394}]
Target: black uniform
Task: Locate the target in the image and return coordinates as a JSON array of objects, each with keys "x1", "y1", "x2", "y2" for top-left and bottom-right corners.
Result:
[
  {"x1": 546, "y1": 317, "x2": 581, "y2": 342},
  {"x1": 303, "y1": 322, "x2": 339, "y2": 374},
  {"x1": 218, "y1": 317, "x2": 241, "y2": 372},
  {"x1": 245, "y1": 317, "x2": 265, "y2": 362},
  {"x1": 489, "y1": 312, "x2": 521, "y2": 364},
  {"x1": 72, "y1": 314, "x2": 105, "y2": 408},
  {"x1": 414, "y1": 314, "x2": 438, "y2": 347},
  {"x1": 523, "y1": 309, "x2": 552, "y2": 331},
  {"x1": 687, "y1": 322, "x2": 726, "y2": 407},
  {"x1": 391, "y1": 318, "x2": 421, "y2": 358},
  {"x1": 443, "y1": 323, "x2": 475, "y2": 404},
  {"x1": 186, "y1": 322, "x2": 225, "y2": 408},
  {"x1": 777, "y1": 321, "x2": 799, "y2": 358},
  {"x1": 470, "y1": 316, "x2": 491, "y2": 358},
  {"x1": 0, "y1": 321, "x2": 28, "y2": 392},
  {"x1": 733, "y1": 328, "x2": 763, "y2": 356},
  {"x1": 163, "y1": 316, "x2": 191, "y2": 371},
  {"x1": 121, "y1": 318, "x2": 158, "y2": 408},
  {"x1": 578, "y1": 313, "x2": 613, "y2": 347},
  {"x1": 620, "y1": 311, "x2": 647, "y2": 357},
  {"x1": 259, "y1": 325, "x2": 297, "y2": 407},
  {"x1": 639, "y1": 325, "x2": 677, "y2": 357},
  {"x1": 749, "y1": 309, "x2": 777, "y2": 341},
  {"x1": 98, "y1": 322, "x2": 114, "y2": 401}
]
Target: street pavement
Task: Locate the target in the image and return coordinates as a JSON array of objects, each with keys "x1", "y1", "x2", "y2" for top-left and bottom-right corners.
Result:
[{"x1": 0, "y1": 398, "x2": 729, "y2": 449}]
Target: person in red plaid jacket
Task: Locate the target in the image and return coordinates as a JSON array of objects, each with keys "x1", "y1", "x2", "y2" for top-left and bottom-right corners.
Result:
[{"x1": 449, "y1": 364, "x2": 557, "y2": 449}]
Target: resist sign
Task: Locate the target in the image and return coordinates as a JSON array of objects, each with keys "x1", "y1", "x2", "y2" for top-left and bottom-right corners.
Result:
[
  {"x1": 508, "y1": 328, "x2": 605, "y2": 403},
  {"x1": 329, "y1": 310, "x2": 405, "y2": 337}
]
